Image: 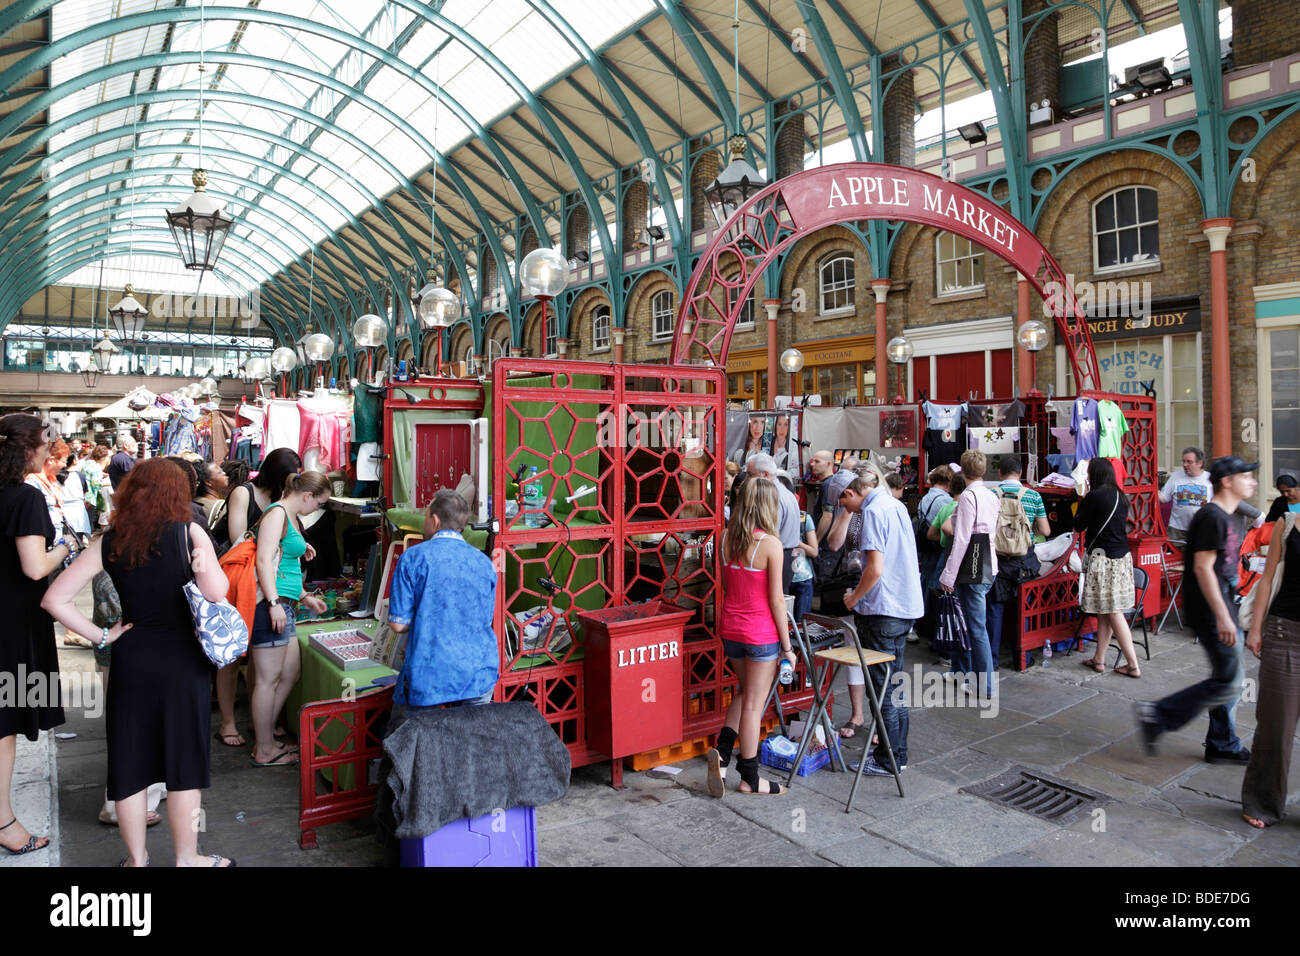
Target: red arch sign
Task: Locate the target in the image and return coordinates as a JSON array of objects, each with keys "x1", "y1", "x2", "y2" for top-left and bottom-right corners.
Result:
[{"x1": 671, "y1": 163, "x2": 1099, "y2": 392}]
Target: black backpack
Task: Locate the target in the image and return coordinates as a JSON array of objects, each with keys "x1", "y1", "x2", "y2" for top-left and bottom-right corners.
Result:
[{"x1": 914, "y1": 495, "x2": 943, "y2": 555}]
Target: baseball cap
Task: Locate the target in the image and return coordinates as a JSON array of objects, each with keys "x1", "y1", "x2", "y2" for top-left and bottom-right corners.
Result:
[{"x1": 1208, "y1": 456, "x2": 1258, "y2": 485}]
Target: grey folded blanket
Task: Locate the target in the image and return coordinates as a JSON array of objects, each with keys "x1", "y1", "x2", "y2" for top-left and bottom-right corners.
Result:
[{"x1": 378, "y1": 701, "x2": 571, "y2": 839}]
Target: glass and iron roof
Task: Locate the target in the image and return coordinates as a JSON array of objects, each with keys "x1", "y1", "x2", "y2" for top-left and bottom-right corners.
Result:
[{"x1": 0, "y1": 0, "x2": 1193, "y2": 332}]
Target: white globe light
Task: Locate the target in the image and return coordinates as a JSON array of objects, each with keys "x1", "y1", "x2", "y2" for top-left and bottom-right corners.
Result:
[
  {"x1": 270, "y1": 346, "x2": 298, "y2": 372},
  {"x1": 519, "y1": 247, "x2": 568, "y2": 299},
  {"x1": 1017, "y1": 319, "x2": 1050, "y2": 352},
  {"x1": 779, "y1": 347, "x2": 805, "y2": 374},
  {"x1": 244, "y1": 356, "x2": 270, "y2": 380},
  {"x1": 416, "y1": 285, "x2": 460, "y2": 329},
  {"x1": 352, "y1": 313, "x2": 388, "y2": 347},
  {"x1": 303, "y1": 332, "x2": 335, "y2": 362},
  {"x1": 886, "y1": 336, "x2": 914, "y2": 365}
]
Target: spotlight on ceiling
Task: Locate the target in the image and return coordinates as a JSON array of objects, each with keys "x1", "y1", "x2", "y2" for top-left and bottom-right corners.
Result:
[{"x1": 957, "y1": 122, "x2": 987, "y2": 146}]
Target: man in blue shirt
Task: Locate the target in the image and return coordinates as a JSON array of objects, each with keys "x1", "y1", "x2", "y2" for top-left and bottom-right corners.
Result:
[
  {"x1": 842, "y1": 475, "x2": 925, "y2": 776},
  {"x1": 388, "y1": 489, "x2": 499, "y2": 707}
]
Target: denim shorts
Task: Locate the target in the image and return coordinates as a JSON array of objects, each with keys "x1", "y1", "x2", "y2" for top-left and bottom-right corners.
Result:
[
  {"x1": 250, "y1": 598, "x2": 297, "y2": 649},
  {"x1": 722, "y1": 638, "x2": 781, "y2": 662}
]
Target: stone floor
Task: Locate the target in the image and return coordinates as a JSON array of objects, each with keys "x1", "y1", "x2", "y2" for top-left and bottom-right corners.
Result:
[{"x1": 14, "y1": 614, "x2": 1300, "y2": 867}]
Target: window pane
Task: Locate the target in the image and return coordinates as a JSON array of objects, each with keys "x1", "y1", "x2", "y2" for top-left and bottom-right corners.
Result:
[
  {"x1": 1096, "y1": 195, "x2": 1115, "y2": 232},
  {"x1": 1117, "y1": 188, "x2": 1137, "y2": 224},
  {"x1": 1273, "y1": 368, "x2": 1300, "y2": 409},
  {"x1": 971, "y1": 254, "x2": 984, "y2": 285},
  {"x1": 1140, "y1": 224, "x2": 1159, "y2": 259},
  {"x1": 1271, "y1": 329, "x2": 1299, "y2": 366},
  {"x1": 1118, "y1": 228, "x2": 1138, "y2": 263},
  {"x1": 1171, "y1": 335, "x2": 1198, "y2": 366},
  {"x1": 1137, "y1": 187, "x2": 1157, "y2": 222},
  {"x1": 1098, "y1": 233, "x2": 1118, "y2": 266}
]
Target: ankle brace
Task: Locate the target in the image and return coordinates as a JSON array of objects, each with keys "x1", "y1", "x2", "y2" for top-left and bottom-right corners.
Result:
[
  {"x1": 716, "y1": 726, "x2": 738, "y2": 766},
  {"x1": 736, "y1": 754, "x2": 760, "y2": 791}
]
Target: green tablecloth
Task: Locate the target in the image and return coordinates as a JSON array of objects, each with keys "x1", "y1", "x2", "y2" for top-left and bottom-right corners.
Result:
[{"x1": 288, "y1": 618, "x2": 396, "y2": 792}]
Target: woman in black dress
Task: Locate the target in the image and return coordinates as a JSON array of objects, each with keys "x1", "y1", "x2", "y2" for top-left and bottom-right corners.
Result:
[
  {"x1": 0, "y1": 415, "x2": 79, "y2": 855},
  {"x1": 44, "y1": 457, "x2": 235, "y2": 867}
]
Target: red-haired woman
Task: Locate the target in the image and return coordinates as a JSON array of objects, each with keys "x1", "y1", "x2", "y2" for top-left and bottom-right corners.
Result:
[{"x1": 44, "y1": 457, "x2": 236, "y2": 867}]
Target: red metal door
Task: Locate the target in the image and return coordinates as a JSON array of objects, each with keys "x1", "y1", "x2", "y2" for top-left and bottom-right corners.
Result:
[{"x1": 414, "y1": 422, "x2": 472, "y2": 510}]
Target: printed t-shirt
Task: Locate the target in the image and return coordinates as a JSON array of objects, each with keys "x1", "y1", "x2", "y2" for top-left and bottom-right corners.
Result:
[
  {"x1": 1070, "y1": 398, "x2": 1100, "y2": 460},
  {"x1": 1096, "y1": 400, "x2": 1129, "y2": 458},
  {"x1": 1181, "y1": 502, "x2": 1241, "y2": 633}
]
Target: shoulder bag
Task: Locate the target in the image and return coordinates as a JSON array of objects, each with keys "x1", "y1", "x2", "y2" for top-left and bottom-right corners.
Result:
[
  {"x1": 178, "y1": 523, "x2": 250, "y2": 667},
  {"x1": 1069, "y1": 489, "x2": 1119, "y2": 573},
  {"x1": 1240, "y1": 512, "x2": 1297, "y2": 632},
  {"x1": 954, "y1": 489, "x2": 994, "y2": 585}
]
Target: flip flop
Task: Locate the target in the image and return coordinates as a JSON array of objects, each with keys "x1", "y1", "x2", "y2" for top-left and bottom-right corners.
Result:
[
  {"x1": 1242, "y1": 813, "x2": 1269, "y2": 830},
  {"x1": 208, "y1": 854, "x2": 237, "y2": 867},
  {"x1": 705, "y1": 748, "x2": 726, "y2": 799},
  {"x1": 250, "y1": 748, "x2": 299, "y2": 767},
  {"x1": 215, "y1": 731, "x2": 246, "y2": 747},
  {"x1": 839, "y1": 720, "x2": 865, "y2": 739},
  {"x1": 98, "y1": 808, "x2": 162, "y2": 827}
]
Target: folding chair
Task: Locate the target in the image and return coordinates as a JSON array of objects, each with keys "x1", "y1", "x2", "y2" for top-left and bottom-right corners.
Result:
[
  {"x1": 1157, "y1": 543, "x2": 1185, "y2": 633},
  {"x1": 1070, "y1": 565, "x2": 1151, "y2": 665}
]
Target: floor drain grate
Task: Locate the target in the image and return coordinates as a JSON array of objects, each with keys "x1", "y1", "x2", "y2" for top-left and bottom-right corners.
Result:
[{"x1": 962, "y1": 767, "x2": 1105, "y2": 825}]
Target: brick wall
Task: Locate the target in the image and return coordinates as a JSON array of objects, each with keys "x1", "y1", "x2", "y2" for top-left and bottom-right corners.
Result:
[
  {"x1": 773, "y1": 99, "x2": 805, "y2": 181},
  {"x1": 881, "y1": 55, "x2": 915, "y2": 168},
  {"x1": 622, "y1": 173, "x2": 649, "y2": 249},
  {"x1": 689, "y1": 139, "x2": 720, "y2": 233},
  {"x1": 566, "y1": 205, "x2": 589, "y2": 257},
  {"x1": 1229, "y1": 0, "x2": 1300, "y2": 67},
  {"x1": 1022, "y1": 0, "x2": 1059, "y2": 113}
]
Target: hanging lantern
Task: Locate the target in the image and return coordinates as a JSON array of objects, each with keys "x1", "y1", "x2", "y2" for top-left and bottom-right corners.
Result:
[
  {"x1": 108, "y1": 285, "x2": 149, "y2": 341},
  {"x1": 80, "y1": 361, "x2": 100, "y2": 389},
  {"x1": 166, "y1": 168, "x2": 234, "y2": 271},
  {"x1": 703, "y1": 135, "x2": 765, "y2": 231}
]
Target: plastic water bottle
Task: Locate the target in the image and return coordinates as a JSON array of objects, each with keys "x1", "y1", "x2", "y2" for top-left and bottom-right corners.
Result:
[
  {"x1": 523, "y1": 466, "x2": 545, "y2": 528},
  {"x1": 779, "y1": 658, "x2": 794, "y2": 685},
  {"x1": 1042, "y1": 638, "x2": 1052, "y2": 667}
]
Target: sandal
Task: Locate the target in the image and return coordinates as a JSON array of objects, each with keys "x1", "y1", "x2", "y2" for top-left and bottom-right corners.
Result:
[
  {"x1": 98, "y1": 808, "x2": 162, "y2": 827},
  {"x1": 250, "y1": 748, "x2": 299, "y2": 767},
  {"x1": 0, "y1": 818, "x2": 48, "y2": 855},
  {"x1": 839, "y1": 720, "x2": 865, "y2": 739},
  {"x1": 214, "y1": 730, "x2": 246, "y2": 747},
  {"x1": 1243, "y1": 813, "x2": 1269, "y2": 830},
  {"x1": 705, "y1": 748, "x2": 727, "y2": 799},
  {"x1": 118, "y1": 854, "x2": 150, "y2": 867},
  {"x1": 738, "y1": 777, "x2": 786, "y2": 795},
  {"x1": 1114, "y1": 663, "x2": 1142, "y2": 679},
  {"x1": 1080, "y1": 658, "x2": 1105, "y2": 673}
]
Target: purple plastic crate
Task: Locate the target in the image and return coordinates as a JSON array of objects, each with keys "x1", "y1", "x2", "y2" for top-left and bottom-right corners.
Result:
[{"x1": 399, "y1": 805, "x2": 537, "y2": 867}]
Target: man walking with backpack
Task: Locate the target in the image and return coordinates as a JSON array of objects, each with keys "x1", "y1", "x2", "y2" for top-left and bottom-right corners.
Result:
[{"x1": 987, "y1": 458, "x2": 1049, "y2": 670}]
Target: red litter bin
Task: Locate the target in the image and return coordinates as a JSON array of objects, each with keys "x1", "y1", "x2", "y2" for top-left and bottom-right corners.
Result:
[
  {"x1": 578, "y1": 601, "x2": 693, "y2": 760},
  {"x1": 1128, "y1": 534, "x2": 1164, "y2": 622}
]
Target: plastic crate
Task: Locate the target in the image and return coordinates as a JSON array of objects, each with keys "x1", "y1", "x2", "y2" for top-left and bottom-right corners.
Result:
[
  {"x1": 399, "y1": 805, "x2": 537, "y2": 867},
  {"x1": 760, "y1": 737, "x2": 832, "y2": 777}
]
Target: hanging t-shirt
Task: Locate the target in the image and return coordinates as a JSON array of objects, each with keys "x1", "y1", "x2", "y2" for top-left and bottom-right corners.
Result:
[
  {"x1": 1070, "y1": 398, "x2": 1100, "y2": 460},
  {"x1": 922, "y1": 400, "x2": 966, "y2": 468},
  {"x1": 968, "y1": 400, "x2": 1025, "y2": 429},
  {"x1": 1096, "y1": 400, "x2": 1129, "y2": 458},
  {"x1": 923, "y1": 400, "x2": 966, "y2": 435}
]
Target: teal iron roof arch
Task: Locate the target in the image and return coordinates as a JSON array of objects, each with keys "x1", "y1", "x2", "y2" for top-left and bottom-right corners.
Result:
[
  {"x1": 0, "y1": 4, "x2": 554, "y2": 248},
  {"x1": 0, "y1": 58, "x2": 502, "y2": 326}
]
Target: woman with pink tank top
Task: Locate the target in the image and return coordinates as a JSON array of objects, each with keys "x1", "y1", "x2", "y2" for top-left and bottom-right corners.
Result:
[{"x1": 706, "y1": 477, "x2": 797, "y2": 797}]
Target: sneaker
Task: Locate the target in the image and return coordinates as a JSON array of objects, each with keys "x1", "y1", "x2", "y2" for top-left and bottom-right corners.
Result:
[
  {"x1": 849, "y1": 755, "x2": 905, "y2": 775},
  {"x1": 1204, "y1": 744, "x2": 1251, "y2": 765},
  {"x1": 906, "y1": 631, "x2": 920, "y2": 644},
  {"x1": 936, "y1": 656, "x2": 952, "y2": 669},
  {"x1": 1134, "y1": 701, "x2": 1160, "y2": 756}
]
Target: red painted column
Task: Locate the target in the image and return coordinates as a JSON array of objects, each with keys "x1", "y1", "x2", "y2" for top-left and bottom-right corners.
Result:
[
  {"x1": 764, "y1": 298, "x2": 781, "y2": 407},
  {"x1": 1202, "y1": 218, "x2": 1234, "y2": 457},
  {"x1": 1016, "y1": 274, "x2": 1034, "y2": 395},
  {"x1": 871, "y1": 279, "x2": 891, "y2": 400}
]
